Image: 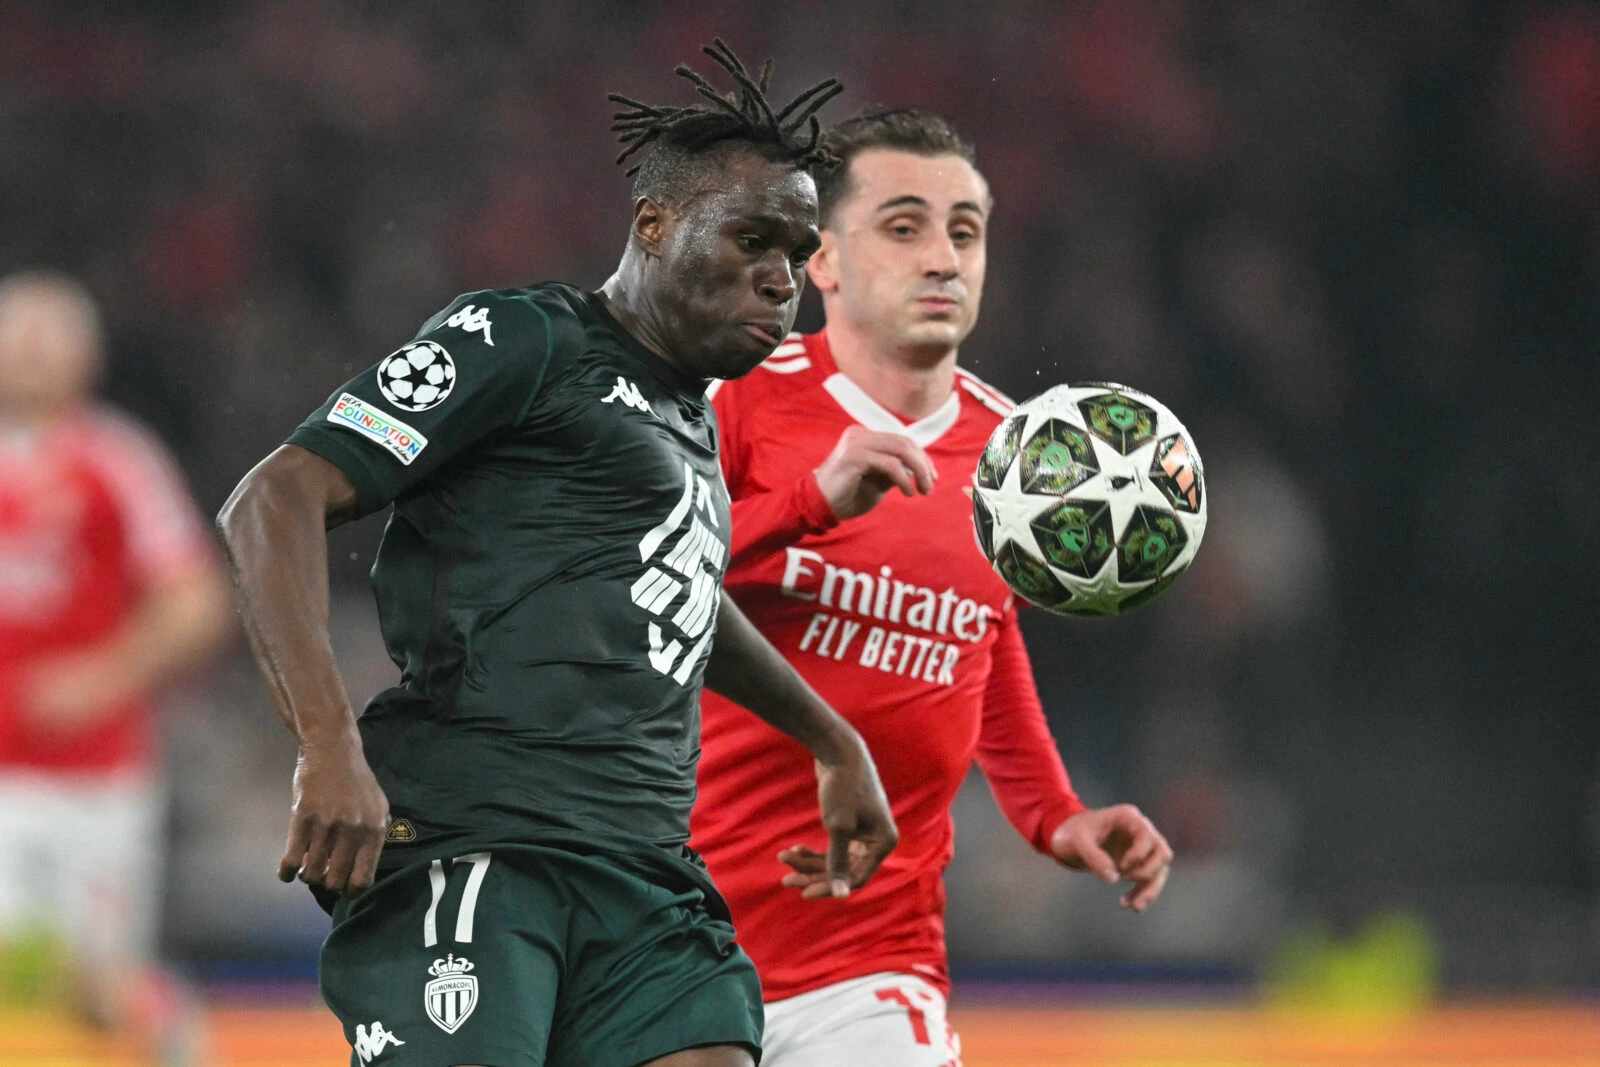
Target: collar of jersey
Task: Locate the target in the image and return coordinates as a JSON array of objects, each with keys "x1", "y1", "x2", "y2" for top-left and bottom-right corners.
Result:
[{"x1": 811, "y1": 330, "x2": 962, "y2": 448}]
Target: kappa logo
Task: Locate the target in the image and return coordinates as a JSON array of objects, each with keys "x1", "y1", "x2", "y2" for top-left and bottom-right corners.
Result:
[
  {"x1": 425, "y1": 954, "x2": 478, "y2": 1034},
  {"x1": 601, "y1": 376, "x2": 652, "y2": 414},
  {"x1": 445, "y1": 303, "x2": 493, "y2": 346},
  {"x1": 385, "y1": 818, "x2": 417, "y2": 844},
  {"x1": 352, "y1": 1021, "x2": 405, "y2": 1063}
]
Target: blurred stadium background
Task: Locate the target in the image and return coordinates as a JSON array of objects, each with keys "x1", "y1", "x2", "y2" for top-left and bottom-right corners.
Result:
[{"x1": 3, "y1": 0, "x2": 1597, "y2": 1063}]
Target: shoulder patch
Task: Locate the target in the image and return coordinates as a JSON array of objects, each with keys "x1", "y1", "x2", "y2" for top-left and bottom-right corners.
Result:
[
  {"x1": 378, "y1": 342, "x2": 457, "y2": 411},
  {"x1": 328, "y1": 393, "x2": 428, "y2": 465}
]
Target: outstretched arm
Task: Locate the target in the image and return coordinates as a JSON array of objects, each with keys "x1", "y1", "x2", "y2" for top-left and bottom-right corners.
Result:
[
  {"x1": 978, "y1": 611, "x2": 1172, "y2": 912},
  {"x1": 216, "y1": 444, "x2": 389, "y2": 897},
  {"x1": 975, "y1": 611, "x2": 1089, "y2": 849},
  {"x1": 704, "y1": 592, "x2": 898, "y2": 896}
]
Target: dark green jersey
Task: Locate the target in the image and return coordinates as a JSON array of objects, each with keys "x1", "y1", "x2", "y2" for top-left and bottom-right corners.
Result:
[{"x1": 288, "y1": 283, "x2": 732, "y2": 883}]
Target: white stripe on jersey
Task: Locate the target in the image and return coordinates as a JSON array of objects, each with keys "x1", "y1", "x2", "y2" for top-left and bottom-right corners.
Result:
[
  {"x1": 760, "y1": 357, "x2": 812, "y2": 373},
  {"x1": 954, "y1": 368, "x2": 1015, "y2": 417}
]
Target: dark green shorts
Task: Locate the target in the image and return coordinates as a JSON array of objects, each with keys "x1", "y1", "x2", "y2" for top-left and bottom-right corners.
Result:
[{"x1": 320, "y1": 843, "x2": 763, "y2": 1066}]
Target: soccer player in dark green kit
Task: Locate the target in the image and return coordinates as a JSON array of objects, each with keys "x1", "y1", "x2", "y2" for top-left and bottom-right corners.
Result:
[{"x1": 217, "y1": 42, "x2": 899, "y2": 1067}]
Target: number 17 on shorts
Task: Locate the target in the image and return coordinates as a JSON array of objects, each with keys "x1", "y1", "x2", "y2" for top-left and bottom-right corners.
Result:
[{"x1": 761, "y1": 971, "x2": 962, "y2": 1067}]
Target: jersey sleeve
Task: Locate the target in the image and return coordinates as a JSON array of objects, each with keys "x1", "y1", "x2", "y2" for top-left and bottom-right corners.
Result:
[
  {"x1": 712, "y1": 378, "x2": 838, "y2": 570},
  {"x1": 975, "y1": 608, "x2": 1089, "y2": 854},
  {"x1": 287, "y1": 290, "x2": 563, "y2": 517}
]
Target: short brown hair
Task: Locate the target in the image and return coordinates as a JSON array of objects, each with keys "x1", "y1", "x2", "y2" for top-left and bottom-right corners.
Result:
[{"x1": 815, "y1": 108, "x2": 979, "y2": 224}]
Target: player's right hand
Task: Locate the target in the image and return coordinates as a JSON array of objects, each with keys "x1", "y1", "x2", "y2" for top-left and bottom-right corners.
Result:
[
  {"x1": 280, "y1": 732, "x2": 390, "y2": 897},
  {"x1": 813, "y1": 426, "x2": 938, "y2": 520}
]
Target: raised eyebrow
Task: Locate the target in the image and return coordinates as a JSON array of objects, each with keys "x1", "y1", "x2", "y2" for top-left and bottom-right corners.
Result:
[
  {"x1": 732, "y1": 214, "x2": 817, "y2": 237},
  {"x1": 874, "y1": 195, "x2": 931, "y2": 214},
  {"x1": 951, "y1": 200, "x2": 988, "y2": 219}
]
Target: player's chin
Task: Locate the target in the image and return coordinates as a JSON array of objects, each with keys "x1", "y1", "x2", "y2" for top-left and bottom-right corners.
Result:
[
  {"x1": 901, "y1": 317, "x2": 967, "y2": 349},
  {"x1": 704, "y1": 335, "x2": 777, "y2": 379}
]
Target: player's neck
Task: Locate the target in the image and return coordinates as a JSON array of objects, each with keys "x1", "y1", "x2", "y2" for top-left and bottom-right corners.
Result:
[
  {"x1": 825, "y1": 322, "x2": 956, "y2": 422},
  {"x1": 596, "y1": 274, "x2": 680, "y2": 372}
]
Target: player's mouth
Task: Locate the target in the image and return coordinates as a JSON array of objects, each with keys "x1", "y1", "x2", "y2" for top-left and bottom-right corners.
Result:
[
  {"x1": 742, "y1": 321, "x2": 783, "y2": 346},
  {"x1": 917, "y1": 295, "x2": 960, "y2": 314}
]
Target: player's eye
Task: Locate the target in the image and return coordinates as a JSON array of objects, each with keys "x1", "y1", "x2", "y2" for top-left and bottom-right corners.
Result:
[
  {"x1": 737, "y1": 234, "x2": 767, "y2": 254},
  {"x1": 952, "y1": 228, "x2": 978, "y2": 244},
  {"x1": 789, "y1": 250, "x2": 813, "y2": 269}
]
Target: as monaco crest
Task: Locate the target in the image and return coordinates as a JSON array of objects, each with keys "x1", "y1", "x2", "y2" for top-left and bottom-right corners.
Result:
[{"x1": 424, "y1": 954, "x2": 477, "y2": 1034}]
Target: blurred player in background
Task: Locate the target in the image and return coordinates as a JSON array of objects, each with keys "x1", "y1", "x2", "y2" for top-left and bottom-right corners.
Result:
[
  {"x1": 692, "y1": 111, "x2": 1175, "y2": 1066},
  {"x1": 0, "y1": 271, "x2": 232, "y2": 1061}
]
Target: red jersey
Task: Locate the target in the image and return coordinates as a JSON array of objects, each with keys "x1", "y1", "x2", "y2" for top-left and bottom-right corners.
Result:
[
  {"x1": 692, "y1": 331, "x2": 1087, "y2": 1001},
  {"x1": 0, "y1": 406, "x2": 214, "y2": 773}
]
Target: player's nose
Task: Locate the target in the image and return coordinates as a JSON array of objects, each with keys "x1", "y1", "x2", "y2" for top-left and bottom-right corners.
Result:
[
  {"x1": 757, "y1": 260, "x2": 798, "y2": 304},
  {"x1": 921, "y1": 234, "x2": 961, "y2": 279}
]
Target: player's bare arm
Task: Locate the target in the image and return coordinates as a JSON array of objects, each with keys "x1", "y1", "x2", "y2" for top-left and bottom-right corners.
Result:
[
  {"x1": 703, "y1": 591, "x2": 898, "y2": 897},
  {"x1": 216, "y1": 443, "x2": 389, "y2": 897},
  {"x1": 813, "y1": 424, "x2": 938, "y2": 519},
  {"x1": 1049, "y1": 805, "x2": 1174, "y2": 912}
]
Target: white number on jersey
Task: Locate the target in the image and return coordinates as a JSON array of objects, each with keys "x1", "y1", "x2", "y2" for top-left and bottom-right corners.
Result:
[{"x1": 630, "y1": 462, "x2": 726, "y2": 685}]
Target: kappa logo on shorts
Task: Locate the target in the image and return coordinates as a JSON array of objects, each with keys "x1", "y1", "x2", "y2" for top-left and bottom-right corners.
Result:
[
  {"x1": 352, "y1": 1020, "x2": 405, "y2": 1063},
  {"x1": 425, "y1": 954, "x2": 478, "y2": 1034},
  {"x1": 385, "y1": 818, "x2": 417, "y2": 844}
]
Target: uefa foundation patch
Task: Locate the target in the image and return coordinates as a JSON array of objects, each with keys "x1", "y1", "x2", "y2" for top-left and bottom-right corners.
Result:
[{"x1": 328, "y1": 393, "x2": 428, "y2": 465}]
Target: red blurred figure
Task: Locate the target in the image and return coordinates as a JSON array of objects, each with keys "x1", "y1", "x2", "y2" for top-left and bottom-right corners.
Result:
[{"x1": 0, "y1": 271, "x2": 231, "y2": 1061}]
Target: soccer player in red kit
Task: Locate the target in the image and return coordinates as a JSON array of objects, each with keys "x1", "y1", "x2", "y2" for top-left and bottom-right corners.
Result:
[
  {"x1": 692, "y1": 111, "x2": 1174, "y2": 1065},
  {"x1": 0, "y1": 272, "x2": 232, "y2": 1059}
]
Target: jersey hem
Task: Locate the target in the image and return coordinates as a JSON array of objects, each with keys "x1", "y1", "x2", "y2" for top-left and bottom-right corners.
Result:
[{"x1": 758, "y1": 955, "x2": 951, "y2": 1002}]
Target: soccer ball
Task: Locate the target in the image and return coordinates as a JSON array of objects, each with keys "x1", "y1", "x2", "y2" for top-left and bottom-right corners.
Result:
[
  {"x1": 377, "y1": 341, "x2": 457, "y2": 411},
  {"x1": 971, "y1": 382, "x2": 1207, "y2": 616}
]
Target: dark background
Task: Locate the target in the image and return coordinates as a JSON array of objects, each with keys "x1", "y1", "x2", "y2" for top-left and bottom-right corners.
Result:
[{"x1": 4, "y1": 0, "x2": 1596, "y2": 990}]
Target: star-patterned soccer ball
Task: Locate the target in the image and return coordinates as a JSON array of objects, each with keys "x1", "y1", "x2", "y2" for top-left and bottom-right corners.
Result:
[{"x1": 971, "y1": 382, "x2": 1207, "y2": 616}]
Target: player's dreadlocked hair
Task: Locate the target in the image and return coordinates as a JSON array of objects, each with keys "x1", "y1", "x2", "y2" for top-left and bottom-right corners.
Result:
[
  {"x1": 608, "y1": 39, "x2": 845, "y2": 206},
  {"x1": 815, "y1": 108, "x2": 981, "y2": 224}
]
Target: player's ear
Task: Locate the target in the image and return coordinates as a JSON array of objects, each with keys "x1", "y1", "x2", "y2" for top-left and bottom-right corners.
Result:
[
  {"x1": 631, "y1": 197, "x2": 672, "y2": 259},
  {"x1": 806, "y1": 229, "x2": 841, "y2": 294}
]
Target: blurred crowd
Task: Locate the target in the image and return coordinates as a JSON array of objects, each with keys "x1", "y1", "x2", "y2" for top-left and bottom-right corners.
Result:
[{"x1": 2, "y1": 0, "x2": 1596, "y2": 987}]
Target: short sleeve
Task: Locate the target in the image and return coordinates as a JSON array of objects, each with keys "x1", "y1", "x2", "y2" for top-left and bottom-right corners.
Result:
[{"x1": 287, "y1": 290, "x2": 562, "y2": 517}]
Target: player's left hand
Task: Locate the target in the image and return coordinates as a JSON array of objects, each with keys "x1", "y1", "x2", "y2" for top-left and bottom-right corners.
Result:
[
  {"x1": 783, "y1": 751, "x2": 898, "y2": 899},
  {"x1": 777, "y1": 842, "x2": 876, "y2": 900},
  {"x1": 1049, "y1": 805, "x2": 1173, "y2": 912}
]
